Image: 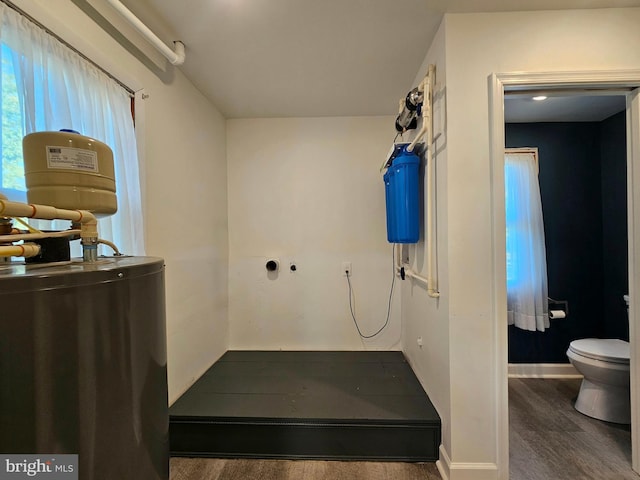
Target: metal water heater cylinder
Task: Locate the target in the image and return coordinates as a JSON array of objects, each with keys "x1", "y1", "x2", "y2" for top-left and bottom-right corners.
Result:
[
  {"x1": 0, "y1": 257, "x2": 168, "y2": 479},
  {"x1": 22, "y1": 130, "x2": 117, "y2": 216}
]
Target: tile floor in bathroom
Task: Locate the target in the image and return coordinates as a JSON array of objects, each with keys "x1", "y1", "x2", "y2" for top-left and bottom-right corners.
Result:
[{"x1": 170, "y1": 378, "x2": 637, "y2": 480}]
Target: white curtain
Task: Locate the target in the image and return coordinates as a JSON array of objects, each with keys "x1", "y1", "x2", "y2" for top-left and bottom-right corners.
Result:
[
  {"x1": 505, "y1": 151, "x2": 549, "y2": 332},
  {"x1": 0, "y1": 3, "x2": 144, "y2": 256}
]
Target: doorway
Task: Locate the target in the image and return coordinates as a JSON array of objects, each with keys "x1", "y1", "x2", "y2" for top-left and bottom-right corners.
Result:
[
  {"x1": 505, "y1": 94, "x2": 627, "y2": 365},
  {"x1": 504, "y1": 92, "x2": 630, "y2": 478},
  {"x1": 489, "y1": 71, "x2": 640, "y2": 479}
]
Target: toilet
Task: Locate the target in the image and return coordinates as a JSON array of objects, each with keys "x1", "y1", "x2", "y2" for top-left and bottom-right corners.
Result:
[{"x1": 566, "y1": 295, "x2": 630, "y2": 424}]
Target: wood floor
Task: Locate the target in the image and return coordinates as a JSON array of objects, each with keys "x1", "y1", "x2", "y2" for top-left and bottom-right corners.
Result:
[
  {"x1": 170, "y1": 378, "x2": 637, "y2": 480},
  {"x1": 509, "y1": 378, "x2": 636, "y2": 480},
  {"x1": 169, "y1": 458, "x2": 442, "y2": 480}
]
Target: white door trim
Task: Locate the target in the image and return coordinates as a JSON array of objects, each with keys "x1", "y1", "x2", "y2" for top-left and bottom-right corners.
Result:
[
  {"x1": 489, "y1": 70, "x2": 640, "y2": 479},
  {"x1": 627, "y1": 86, "x2": 640, "y2": 473}
]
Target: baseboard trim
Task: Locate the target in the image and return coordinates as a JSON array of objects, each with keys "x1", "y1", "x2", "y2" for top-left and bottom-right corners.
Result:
[
  {"x1": 508, "y1": 363, "x2": 582, "y2": 378},
  {"x1": 436, "y1": 445, "x2": 499, "y2": 480},
  {"x1": 436, "y1": 445, "x2": 450, "y2": 480}
]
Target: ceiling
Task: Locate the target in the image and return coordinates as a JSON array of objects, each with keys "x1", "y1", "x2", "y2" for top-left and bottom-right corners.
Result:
[
  {"x1": 505, "y1": 94, "x2": 627, "y2": 123},
  {"x1": 117, "y1": 0, "x2": 640, "y2": 119}
]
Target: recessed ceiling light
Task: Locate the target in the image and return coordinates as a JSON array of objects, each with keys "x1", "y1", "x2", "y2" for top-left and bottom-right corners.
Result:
[{"x1": 532, "y1": 96, "x2": 548, "y2": 101}]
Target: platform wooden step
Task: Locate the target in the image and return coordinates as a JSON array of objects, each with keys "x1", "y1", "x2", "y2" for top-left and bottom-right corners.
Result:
[{"x1": 169, "y1": 351, "x2": 440, "y2": 461}]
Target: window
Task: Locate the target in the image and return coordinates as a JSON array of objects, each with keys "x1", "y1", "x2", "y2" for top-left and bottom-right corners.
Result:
[
  {"x1": 505, "y1": 148, "x2": 549, "y2": 332},
  {"x1": 0, "y1": 43, "x2": 25, "y2": 202},
  {"x1": 0, "y1": 3, "x2": 144, "y2": 256}
]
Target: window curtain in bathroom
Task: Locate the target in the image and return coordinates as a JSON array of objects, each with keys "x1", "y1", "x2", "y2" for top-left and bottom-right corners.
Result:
[
  {"x1": 505, "y1": 151, "x2": 549, "y2": 332},
  {"x1": 0, "y1": 3, "x2": 145, "y2": 255}
]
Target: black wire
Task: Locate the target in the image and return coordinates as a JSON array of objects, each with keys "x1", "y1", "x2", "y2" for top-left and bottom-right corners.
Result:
[{"x1": 346, "y1": 245, "x2": 396, "y2": 339}]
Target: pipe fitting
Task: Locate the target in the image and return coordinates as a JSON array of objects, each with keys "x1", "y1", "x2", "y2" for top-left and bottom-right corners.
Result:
[
  {"x1": 0, "y1": 199, "x2": 98, "y2": 262},
  {"x1": 0, "y1": 218, "x2": 12, "y2": 235},
  {"x1": 0, "y1": 243, "x2": 41, "y2": 258},
  {"x1": 83, "y1": 244, "x2": 98, "y2": 262}
]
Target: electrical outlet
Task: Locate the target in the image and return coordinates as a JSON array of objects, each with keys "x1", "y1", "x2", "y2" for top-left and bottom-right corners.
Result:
[{"x1": 342, "y1": 262, "x2": 352, "y2": 276}]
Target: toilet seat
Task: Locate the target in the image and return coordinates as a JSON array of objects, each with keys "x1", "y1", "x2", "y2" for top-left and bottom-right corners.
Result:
[{"x1": 569, "y1": 338, "x2": 629, "y2": 365}]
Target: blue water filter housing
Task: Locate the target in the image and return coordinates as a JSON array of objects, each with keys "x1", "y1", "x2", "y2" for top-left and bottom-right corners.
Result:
[{"x1": 383, "y1": 146, "x2": 421, "y2": 243}]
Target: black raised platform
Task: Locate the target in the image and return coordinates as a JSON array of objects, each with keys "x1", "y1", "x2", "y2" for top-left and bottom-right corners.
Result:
[{"x1": 169, "y1": 351, "x2": 440, "y2": 461}]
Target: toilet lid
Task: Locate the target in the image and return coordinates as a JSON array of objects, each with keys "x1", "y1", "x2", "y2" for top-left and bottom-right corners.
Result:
[{"x1": 569, "y1": 338, "x2": 630, "y2": 364}]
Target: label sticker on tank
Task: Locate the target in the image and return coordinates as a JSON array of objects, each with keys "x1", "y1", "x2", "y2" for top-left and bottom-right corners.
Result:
[{"x1": 46, "y1": 146, "x2": 99, "y2": 173}]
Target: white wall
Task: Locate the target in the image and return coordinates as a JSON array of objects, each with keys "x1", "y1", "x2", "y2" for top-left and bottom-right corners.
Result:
[
  {"x1": 227, "y1": 116, "x2": 401, "y2": 350},
  {"x1": 429, "y1": 7, "x2": 640, "y2": 480},
  {"x1": 14, "y1": 0, "x2": 230, "y2": 404},
  {"x1": 399, "y1": 18, "x2": 452, "y2": 460}
]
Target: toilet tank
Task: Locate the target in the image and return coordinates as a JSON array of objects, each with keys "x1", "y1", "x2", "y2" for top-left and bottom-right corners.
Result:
[{"x1": 22, "y1": 130, "x2": 117, "y2": 216}]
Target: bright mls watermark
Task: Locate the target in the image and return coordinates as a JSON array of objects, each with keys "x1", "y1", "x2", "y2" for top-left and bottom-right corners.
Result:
[{"x1": 0, "y1": 455, "x2": 77, "y2": 479}]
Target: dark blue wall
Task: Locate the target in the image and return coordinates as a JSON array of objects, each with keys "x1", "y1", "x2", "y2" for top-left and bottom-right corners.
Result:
[
  {"x1": 506, "y1": 112, "x2": 627, "y2": 363},
  {"x1": 601, "y1": 112, "x2": 629, "y2": 340}
]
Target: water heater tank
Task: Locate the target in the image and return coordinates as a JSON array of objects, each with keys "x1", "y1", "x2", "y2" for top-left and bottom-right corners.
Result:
[
  {"x1": 0, "y1": 257, "x2": 168, "y2": 479},
  {"x1": 23, "y1": 130, "x2": 117, "y2": 216}
]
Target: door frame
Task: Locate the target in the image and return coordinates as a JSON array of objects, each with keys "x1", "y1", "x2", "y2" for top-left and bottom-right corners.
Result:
[{"x1": 489, "y1": 70, "x2": 640, "y2": 479}]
